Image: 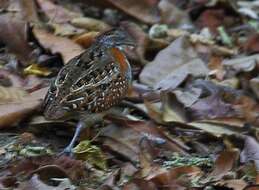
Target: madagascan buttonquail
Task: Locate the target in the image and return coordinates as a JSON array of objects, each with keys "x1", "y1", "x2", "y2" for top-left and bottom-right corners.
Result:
[{"x1": 43, "y1": 28, "x2": 135, "y2": 155}]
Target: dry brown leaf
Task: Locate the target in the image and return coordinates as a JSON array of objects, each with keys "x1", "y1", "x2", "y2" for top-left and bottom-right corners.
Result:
[
  {"x1": 71, "y1": 17, "x2": 110, "y2": 31},
  {"x1": 18, "y1": 0, "x2": 39, "y2": 23},
  {"x1": 123, "y1": 179, "x2": 157, "y2": 190},
  {"x1": 187, "y1": 122, "x2": 238, "y2": 137},
  {"x1": 240, "y1": 136, "x2": 259, "y2": 171},
  {"x1": 189, "y1": 93, "x2": 235, "y2": 120},
  {"x1": 16, "y1": 174, "x2": 57, "y2": 190},
  {"x1": 101, "y1": 119, "x2": 188, "y2": 162},
  {"x1": 139, "y1": 36, "x2": 209, "y2": 90},
  {"x1": 0, "y1": 15, "x2": 34, "y2": 66},
  {"x1": 0, "y1": 86, "x2": 28, "y2": 103},
  {"x1": 244, "y1": 185, "x2": 259, "y2": 190},
  {"x1": 216, "y1": 179, "x2": 247, "y2": 190},
  {"x1": 196, "y1": 8, "x2": 237, "y2": 33},
  {"x1": 120, "y1": 21, "x2": 149, "y2": 64},
  {"x1": 24, "y1": 64, "x2": 52, "y2": 77},
  {"x1": 1, "y1": 155, "x2": 86, "y2": 189},
  {"x1": 243, "y1": 33, "x2": 259, "y2": 54},
  {"x1": 138, "y1": 148, "x2": 166, "y2": 179},
  {"x1": 144, "y1": 99, "x2": 163, "y2": 123},
  {"x1": 250, "y1": 77, "x2": 259, "y2": 99},
  {"x1": 33, "y1": 28, "x2": 84, "y2": 63},
  {"x1": 202, "y1": 149, "x2": 239, "y2": 183},
  {"x1": 36, "y1": 0, "x2": 85, "y2": 36},
  {"x1": 104, "y1": 0, "x2": 160, "y2": 24},
  {"x1": 149, "y1": 166, "x2": 202, "y2": 189},
  {"x1": 158, "y1": 0, "x2": 190, "y2": 25},
  {"x1": 223, "y1": 54, "x2": 259, "y2": 74},
  {"x1": 0, "y1": 87, "x2": 48, "y2": 129},
  {"x1": 36, "y1": 0, "x2": 81, "y2": 24},
  {"x1": 161, "y1": 91, "x2": 188, "y2": 123}
]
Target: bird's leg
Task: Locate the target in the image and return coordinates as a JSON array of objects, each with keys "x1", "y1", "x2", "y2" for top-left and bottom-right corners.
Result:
[
  {"x1": 61, "y1": 120, "x2": 86, "y2": 156},
  {"x1": 60, "y1": 113, "x2": 105, "y2": 157}
]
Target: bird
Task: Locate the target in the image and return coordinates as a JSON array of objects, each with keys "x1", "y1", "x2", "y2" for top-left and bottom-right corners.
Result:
[{"x1": 43, "y1": 28, "x2": 135, "y2": 155}]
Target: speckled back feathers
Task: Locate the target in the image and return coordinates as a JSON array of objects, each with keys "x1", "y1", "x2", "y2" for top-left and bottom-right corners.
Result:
[{"x1": 43, "y1": 28, "x2": 134, "y2": 120}]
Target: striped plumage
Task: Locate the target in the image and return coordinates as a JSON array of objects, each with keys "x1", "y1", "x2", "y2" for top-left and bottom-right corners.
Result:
[{"x1": 43, "y1": 28, "x2": 134, "y2": 120}]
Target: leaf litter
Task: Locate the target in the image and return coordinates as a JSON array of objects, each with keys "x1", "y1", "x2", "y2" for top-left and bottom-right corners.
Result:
[{"x1": 0, "y1": 0, "x2": 259, "y2": 189}]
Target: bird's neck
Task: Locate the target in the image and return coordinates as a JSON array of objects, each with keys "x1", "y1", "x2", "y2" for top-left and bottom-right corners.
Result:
[{"x1": 109, "y1": 47, "x2": 132, "y2": 83}]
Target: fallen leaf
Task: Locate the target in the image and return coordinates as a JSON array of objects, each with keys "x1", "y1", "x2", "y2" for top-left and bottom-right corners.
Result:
[
  {"x1": 185, "y1": 80, "x2": 239, "y2": 121},
  {"x1": 216, "y1": 179, "x2": 247, "y2": 190},
  {"x1": 24, "y1": 64, "x2": 52, "y2": 77},
  {"x1": 202, "y1": 149, "x2": 239, "y2": 183},
  {"x1": 18, "y1": 0, "x2": 39, "y2": 23},
  {"x1": 139, "y1": 36, "x2": 209, "y2": 90},
  {"x1": 73, "y1": 140, "x2": 107, "y2": 170},
  {"x1": 243, "y1": 33, "x2": 259, "y2": 53},
  {"x1": 3, "y1": 155, "x2": 86, "y2": 185},
  {"x1": 244, "y1": 185, "x2": 259, "y2": 190},
  {"x1": 36, "y1": 0, "x2": 84, "y2": 37},
  {"x1": 223, "y1": 54, "x2": 259, "y2": 74},
  {"x1": 196, "y1": 8, "x2": 237, "y2": 33},
  {"x1": 104, "y1": 0, "x2": 160, "y2": 24},
  {"x1": 173, "y1": 87, "x2": 202, "y2": 107},
  {"x1": 16, "y1": 174, "x2": 75, "y2": 190},
  {"x1": 118, "y1": 163, "x2": 138, "y2": 185},
  {"x1": 52, "y1": 23, "x2": 85, "y2": 37},
  {"x1": 138, "y1": 147, "x2": 166, "y2": 179},
  {"x1": 19, "y1": 146, "x2": 53, "y2": 157},
  {"x1": 144, "y1": 99, "x2": 163, "y2": 123},
  {"x1": 71, "y1": 17, "x2": 110, "y2": 31},
  {"x1": 0, "y1": 15, "x2": 34, "y2": 66},
  {"x1": 187, "y1": 122, "x2": 238, "y2": 137},
  {"x1": 33, "y1": 28, "x2": 84, "y2": 63},
  {"x1": 161, "y1": 91, "x2": 188, "y2": 123},
  {"x1": 250, "y1": 77, "x2": 259, "y2": 99},
  {"x1": 101, "y1": 119, "x2": 188, "y2": 163},
  {"x1": 189, "y1": 93, "x2": 235, "y2": 120},
  {"x1": 217, "y1": 26, "x2": 233, "y2": 47},
  {"x1": 158, "y1": 0, "x2": 191, "y2": 25},
  {"x1": 36, "y1": 0, "x2": 81, "y2": 24},
  {"x1": 53, "y1": 156, "x2": 87, "y2": 181},
  {"x1": 0, "y1": 86, "x2": 28, "y2": 103},
  {"x1": 149, "y1": 166, "x2": 202, "y2": 189},
  {"x1": 0, "y1": 87, "x2": 48, "y2": 129},
  {"x1": 240, "y1": 136, "x2": 259, "y2": 171},
  {"x1": 120, "y1": 21, "x2": 149, "y2": 65},
  {"x1": 123, "y1": 179, "x2": 157, "y2": 190}
]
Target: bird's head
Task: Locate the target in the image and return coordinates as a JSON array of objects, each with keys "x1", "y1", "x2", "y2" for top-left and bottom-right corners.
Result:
[{"x1": 94, "y1": 28, "x2": 135, "y2": 50}]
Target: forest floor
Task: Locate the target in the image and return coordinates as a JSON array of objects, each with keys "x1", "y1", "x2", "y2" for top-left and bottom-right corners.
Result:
[{"x1": 0, "y1": 0, "x2": 259, "y2": 189}]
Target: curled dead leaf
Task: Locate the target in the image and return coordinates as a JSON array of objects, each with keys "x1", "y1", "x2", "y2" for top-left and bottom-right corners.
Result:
[
  {"x1": 149, "y1": 166, "x2": 202, "y2": 189},
  {"x1": 240, "y1": 136, "x2": 259, "y2": 171},
  {"x1": 139, "y1": 36, "x2": 209, "y2": 90},
  {"x1": 36, "y1": 0, "x2": 81, "y2": 24},
  {"x1": 33, "y1": 28, "x2": 84, "y2": 63},
  {"x1": 24, "y1": 64, "x2": 52, "y2": 77},
  {"x1": 0, "y1": 87, "x2": 48, "y2": 129},
  {"x1": 201, "y1": 149, "x2": 239, "y2": 183},
  {"x1": 0, "y1": 15, "x2": 34, "y2": 66},
  {"x1": 104, "y1": 0, "x2": 160, "y2": 24},
  {"x1": 71, "y1": 17, "x2": 110, "y2": 31}
]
